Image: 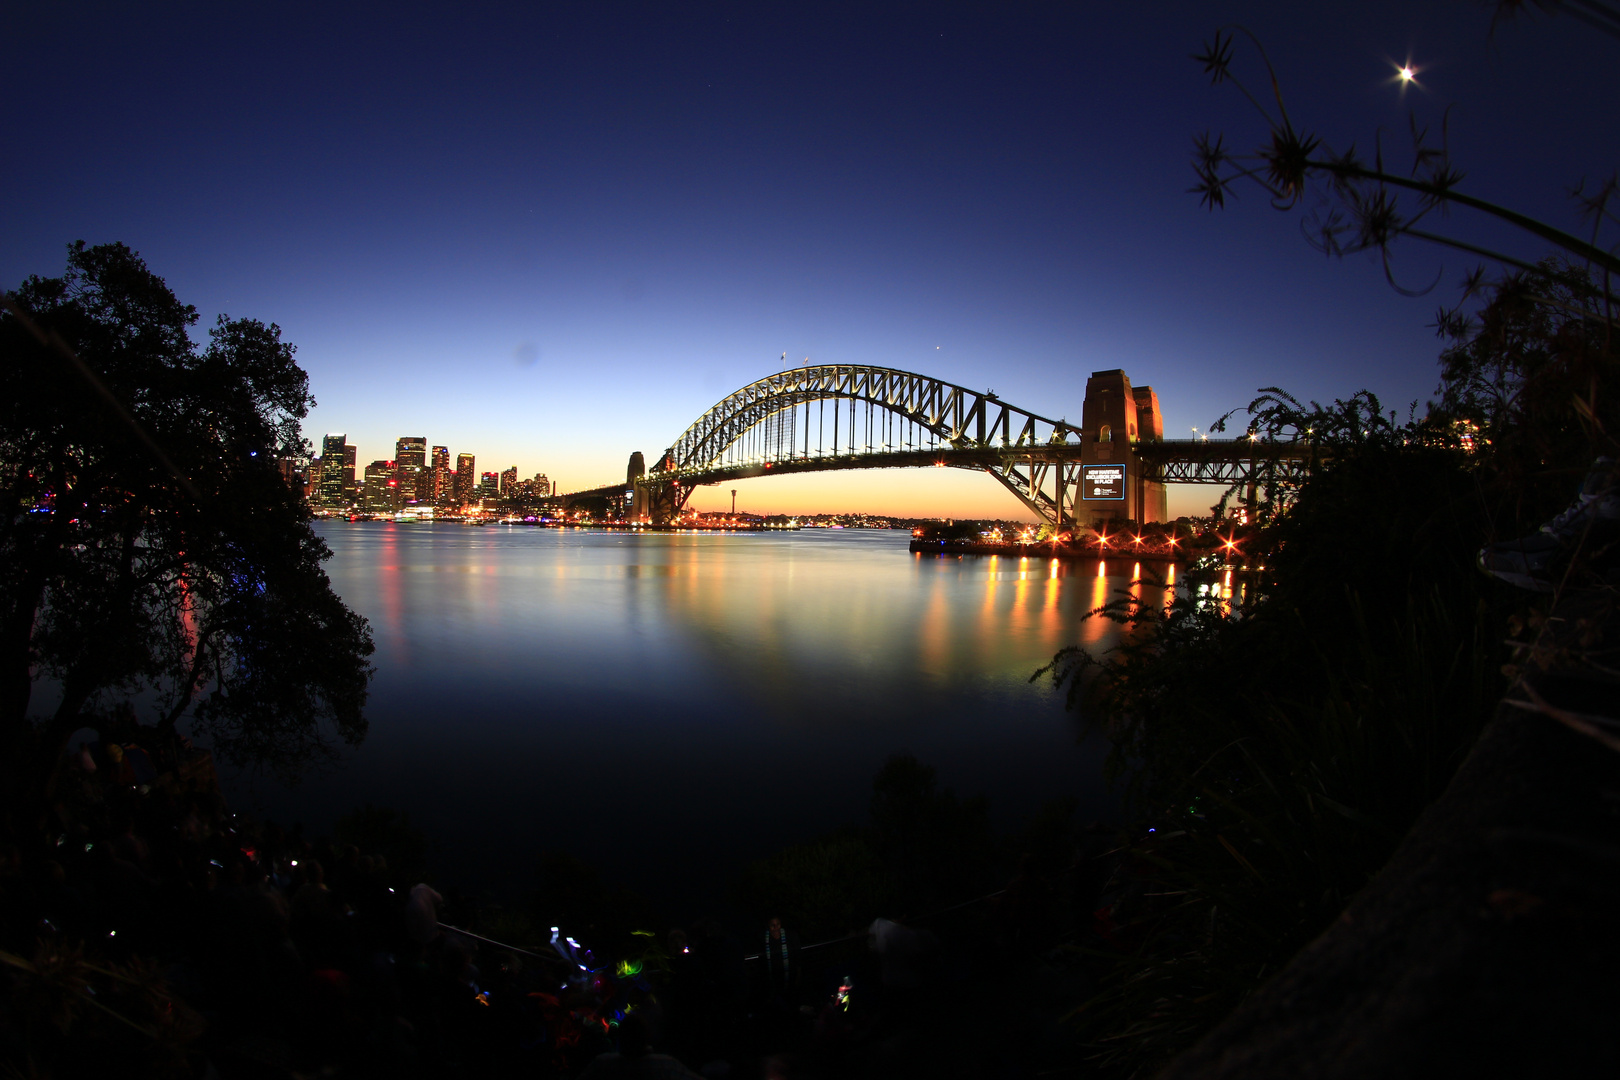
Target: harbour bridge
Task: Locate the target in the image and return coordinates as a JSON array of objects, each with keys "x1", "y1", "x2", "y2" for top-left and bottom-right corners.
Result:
[{"x1": 562, "y1": 364, "x2": 1316, "y2": 528}]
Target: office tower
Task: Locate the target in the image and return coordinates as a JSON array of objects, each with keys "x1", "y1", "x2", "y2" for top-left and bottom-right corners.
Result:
[
  {"x1": 362, "y1": 459, "x2": 401, "y2": 512},
  {"x1": 455, "y1": 453, "x2": 476, "y2": 505},
  {"x1": 500, "y1": 466, "x2": 518, "y2": 495},
  {"x1": 431, "y1": 445, "x2": 450, "y2": 505},
  {"x1": 478, "y1": 471, "x2": 499, "y2": 503},
  {"x1": 533, "y1": 473, "x2": 551, "y2": 498},
  {"x1": 395, "y1": 437, "x2": 427, "y2": 503},
  {"x1": 319, "y1": 434, "x2": 349, "y2": 506},
  {"x1": 343, "y1": 443, "x2": 358, "y2": 502},
  {"x1": 395, "y1": 437, "x2": 427, "y2": 467}
]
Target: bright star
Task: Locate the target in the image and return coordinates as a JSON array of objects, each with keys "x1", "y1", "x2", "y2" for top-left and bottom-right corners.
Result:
[{"x1": 1390, "y1": 58, "x2": 1422, "y2": 96}]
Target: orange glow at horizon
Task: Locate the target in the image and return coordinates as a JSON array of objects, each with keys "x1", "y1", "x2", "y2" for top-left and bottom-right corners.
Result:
[{"x1": 680, "y1": 471, "x2": 1214, "y2": 520}]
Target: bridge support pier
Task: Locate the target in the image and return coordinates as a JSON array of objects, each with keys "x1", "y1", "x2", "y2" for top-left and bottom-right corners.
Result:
[
  {"x1": 1077, "y1": 369, "x2": 1168, "y2": 528},
  {"x1": 635, "y1": 478, "x2": 691, "y2": 525}
]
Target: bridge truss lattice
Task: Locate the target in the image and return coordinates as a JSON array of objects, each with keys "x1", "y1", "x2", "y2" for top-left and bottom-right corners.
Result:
[{"x1": 650, "y1": 365, "x2": 1095, "y2": 524}]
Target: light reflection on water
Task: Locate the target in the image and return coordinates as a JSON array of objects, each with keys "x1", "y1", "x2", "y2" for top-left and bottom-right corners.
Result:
[{"x1": 228, "y1": 523, "x2": 1153, "y2": 915}]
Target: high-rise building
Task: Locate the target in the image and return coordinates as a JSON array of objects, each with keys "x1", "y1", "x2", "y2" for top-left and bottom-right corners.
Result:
[
  {"x1": 479, "y1": 471, "x2": 500, "y2": 504},
  {"x1": 362, "y1": 459, "x2": 401, "y2": 512},
  {"x1": 395, "y1": 437, "x2": 427, "y2": 504},
  {"x1": 395, "y1": 437, "x2": 427, "y2": 466},
  {"x1": 343, "y1": 443, "x2": 358, "y2": 501},
  {"x1": 431, "y1": 446, "x2": 450, "y2": 506},
  {"x1": 319, "y1": 434, "x2": 350, "y2": 506},
  {"x1": 500, "y1": 466, "x2": 518, "y2": 495},
  {"x1": 455, "y1": 453, "x2": 475, "y2": 505},
  {"x1": 533, "y1": 473, "x2": 551, "y2": 498}
]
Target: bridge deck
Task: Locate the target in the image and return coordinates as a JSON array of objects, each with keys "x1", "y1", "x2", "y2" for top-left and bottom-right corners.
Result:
[
  {"x1": 559, "y1": 439, "x2": 1319, "y2": 503},
  {"x1": 638, "y1": 438, "x2": 1316, "y2": 490}
]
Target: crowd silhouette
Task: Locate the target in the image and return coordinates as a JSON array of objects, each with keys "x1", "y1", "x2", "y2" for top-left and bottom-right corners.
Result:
[{"x1": 1, "y1": 730, "x2": 1130, "y2": 1078}]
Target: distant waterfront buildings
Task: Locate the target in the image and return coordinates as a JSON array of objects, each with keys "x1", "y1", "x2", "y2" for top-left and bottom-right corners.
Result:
[{"x1": 302, "y1": 433, "x2": 553, "y2": 514}]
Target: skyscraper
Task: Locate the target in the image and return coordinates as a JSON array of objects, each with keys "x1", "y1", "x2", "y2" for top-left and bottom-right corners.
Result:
[
  {"x1": 479, "y1": 471, "x2": 499, "y2": 504},
  {"x1": 362, "y1": 459, "x2": 401, "y2": 512},
  {"x1": 431, "y1": 445, "x2": 450, "y2": 506},
  {"x1": 455, "y1": 453, "x2": 475, "y2": 505},
  {"x1": 319, "y1": 434, "x2": 349, "y2": 507},
  {"x1": 395, "y1": 437, "x2": 427, "y2": 504},
  {"x1": 343, "y1": 443, "x2": 357, "y2": 501},
  {"x1": 500, "y1": 466, "x2": 518, "y2": 495}
]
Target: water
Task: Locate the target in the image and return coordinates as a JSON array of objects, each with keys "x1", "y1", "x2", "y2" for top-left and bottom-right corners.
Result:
[{"x1": 227, "y1": 522, "x2": 1152, "y2": 918}]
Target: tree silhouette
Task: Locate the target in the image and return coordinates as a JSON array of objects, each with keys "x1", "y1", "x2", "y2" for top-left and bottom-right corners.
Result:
[{"x1": 1, "y1": 242, "x2": 373, "y2": 789}]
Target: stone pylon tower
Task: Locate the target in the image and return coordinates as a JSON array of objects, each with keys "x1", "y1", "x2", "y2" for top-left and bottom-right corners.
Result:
[
  {"x1": 1076, "y1": 369, "x2": 1167, "y2": 527},
  {"x1": 627, "y1": 451, "x2": 649, "y2": 521}
]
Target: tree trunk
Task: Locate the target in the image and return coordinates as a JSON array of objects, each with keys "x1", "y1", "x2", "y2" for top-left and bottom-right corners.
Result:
[{"x1": 159, "y1": 638, "x2": 210, "y2": 733}]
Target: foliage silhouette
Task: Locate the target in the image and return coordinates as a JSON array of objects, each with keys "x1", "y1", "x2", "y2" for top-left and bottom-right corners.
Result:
[
  {"x1": 1, "y1": 242, "x2": 373, "y2": 792},
  {"x1": 1039, "y1": 8, "x2": 1617, "y2": 1072}
]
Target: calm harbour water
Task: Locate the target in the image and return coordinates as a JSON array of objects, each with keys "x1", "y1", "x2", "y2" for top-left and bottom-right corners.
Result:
[{"x1": 228, "y1": 522, "x2": 1157, "y2": 917}]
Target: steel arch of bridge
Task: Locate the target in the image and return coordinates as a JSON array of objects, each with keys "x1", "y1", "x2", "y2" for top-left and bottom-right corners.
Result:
[
  {"x1": 645, "y1": 364, "x2": 1091, "y2": 524},
  {"x1": 661, "y1": 365, "x2": 1078, "y2": 468}
]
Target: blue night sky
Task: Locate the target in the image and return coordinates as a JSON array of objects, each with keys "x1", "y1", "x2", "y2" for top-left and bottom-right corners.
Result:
[{"x1": 4, "y1": 2, "x2": 1613, "y2": 517}]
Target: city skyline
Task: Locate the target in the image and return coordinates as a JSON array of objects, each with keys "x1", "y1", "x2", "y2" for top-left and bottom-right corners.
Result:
[
  {"x1": 310, "y1": 431, "x2": 553, "y2": 513},
  {"x1": 5, "y1": 3, "x2": 1613, "y2": 518}
]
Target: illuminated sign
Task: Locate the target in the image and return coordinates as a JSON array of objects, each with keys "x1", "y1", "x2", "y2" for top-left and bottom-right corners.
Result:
[{"x1": 1083, "y1": 464, "x2": 1126, "y2": 501}]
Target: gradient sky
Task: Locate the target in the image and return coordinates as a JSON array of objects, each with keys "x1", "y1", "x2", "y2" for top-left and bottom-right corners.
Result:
[{"x1": 5, "y1": 2, "x2": 1613, "y2": 518}]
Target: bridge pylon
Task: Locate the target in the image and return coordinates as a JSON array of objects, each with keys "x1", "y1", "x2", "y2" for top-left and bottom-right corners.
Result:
[
  {"x1": 1076, "y1": 369, "x2": 1168, "y2": 527},
  {"x1": 632, "y1": 450, "x2": 693, "y2": 524}
]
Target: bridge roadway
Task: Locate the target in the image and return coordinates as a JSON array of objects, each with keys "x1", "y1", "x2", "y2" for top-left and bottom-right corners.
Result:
[{"x1": 657, "y1": 438, "x2": 1317, "y2": 487}]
